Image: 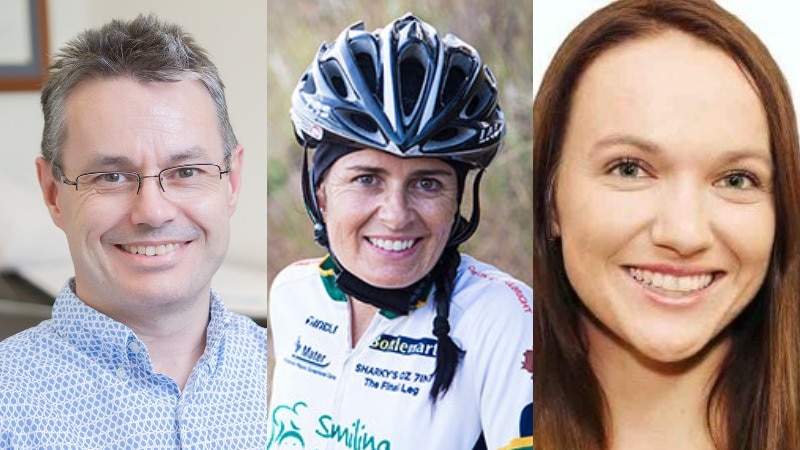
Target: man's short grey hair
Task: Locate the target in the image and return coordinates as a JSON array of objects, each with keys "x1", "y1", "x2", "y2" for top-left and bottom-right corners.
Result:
[{"x1": 41, "y1": 14, "x2": 237, "y2": 175}]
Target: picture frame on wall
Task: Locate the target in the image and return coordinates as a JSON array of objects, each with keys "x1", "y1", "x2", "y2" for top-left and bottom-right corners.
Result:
[{"x1": 0, "y1": 0, "x2": 47, "y2": 91}]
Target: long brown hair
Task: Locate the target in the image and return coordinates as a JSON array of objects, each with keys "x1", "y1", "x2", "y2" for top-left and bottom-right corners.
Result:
[{"x1": 533, "y1": 1, "x2": 800, "y2": 448}]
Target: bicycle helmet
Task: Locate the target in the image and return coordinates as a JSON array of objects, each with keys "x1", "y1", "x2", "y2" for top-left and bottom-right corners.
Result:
[
  {"x1": 291, "y1": 13, "x2": 504, "y2": 163},
  {"x1": 293, "y1": 13, "x2": 505, "y2": 245}
]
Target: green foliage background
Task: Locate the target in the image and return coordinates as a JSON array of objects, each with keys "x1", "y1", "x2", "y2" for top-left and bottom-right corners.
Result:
[{"x1": 266, "y1": 0, "x2": 533, "y2": 288}]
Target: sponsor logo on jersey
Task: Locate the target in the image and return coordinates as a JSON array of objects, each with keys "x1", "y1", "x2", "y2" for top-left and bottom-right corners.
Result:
[
  {"x1": 522, "y1": 349, "x2": 533, "y2": 377},
  {"x1": 466, "y1": 265, "x2": 532, "y2": 314},
  {"x1": 267, "y1": 401, "x2": 392, "y2": 450},
  {"x1": 305, "y1": 315, "x2": 339, "y2": 334},
  {"x1": 292, "y1": 336, "x2": 331, "y2": 368},
  {"x1": 317, "y1": 415, "x2": 391, "y2": 450},
  {"x1": 369, "y1": 334, "x2": 437, "y2": 358}
]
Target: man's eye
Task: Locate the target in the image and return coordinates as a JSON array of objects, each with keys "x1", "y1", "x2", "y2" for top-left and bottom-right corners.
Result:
[
  {"x1": 177, "y1": 167, "x2": 199, "y2": 178},
  {"x1": 99, "y1": 172, "x2": 130, "y2": 183}
]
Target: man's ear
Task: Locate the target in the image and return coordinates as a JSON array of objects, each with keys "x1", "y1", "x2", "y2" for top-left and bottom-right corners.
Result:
[
  {"x1": 226, "y1": 145, "x2": 244, "y2": 216},
  {"x1": 35, "y1": 156, "x2": 66, "y2": 231}
]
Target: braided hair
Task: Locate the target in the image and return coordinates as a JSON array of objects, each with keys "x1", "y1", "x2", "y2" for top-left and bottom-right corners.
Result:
[{"x1": 429, "y1": 246, "x2": 465, "y2": 401}]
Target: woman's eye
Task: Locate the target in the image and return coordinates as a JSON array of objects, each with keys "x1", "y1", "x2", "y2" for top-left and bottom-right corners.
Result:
[
  {"x1": 716, "y1": 171, "x2": 759, "y2": 190},
  {"x1": 418, "y1": 178, "x2": 441, "y2": 191},
  {"x1": 609, "y1": 159, "x2": 647, "y2": 179},
  {"x1": 355, "y1": 174, "x2": 375, "y2": 185}
]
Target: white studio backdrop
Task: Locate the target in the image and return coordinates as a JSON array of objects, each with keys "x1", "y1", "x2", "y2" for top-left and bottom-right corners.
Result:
[{"x1": 534, "y1": 1, "x2": 800, "y2": 109}]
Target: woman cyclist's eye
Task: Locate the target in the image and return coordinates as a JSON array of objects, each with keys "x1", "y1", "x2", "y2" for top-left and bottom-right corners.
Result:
[
  {"x1": 355, "y1": 175, "x2": 375, "y2": 185},
  {"x1": 418, "y1": 178, "x2": 441, "y2": 191}
]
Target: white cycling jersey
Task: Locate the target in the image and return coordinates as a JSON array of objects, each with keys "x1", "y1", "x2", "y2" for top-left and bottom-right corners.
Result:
[{"x1": 267, "y1": 253, "x2": 533, "y2": 450}]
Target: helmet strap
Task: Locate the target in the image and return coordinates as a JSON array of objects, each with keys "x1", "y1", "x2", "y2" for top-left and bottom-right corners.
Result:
[
  {"x1": 447, "y1": 167, "x2": 485, "y2": 247},
  {"x1": 302, "y1": 145, "x2": 329, "y2": 246},
  {"x1": 328, "y1": 250, "x2": 433, "y2": 316}
]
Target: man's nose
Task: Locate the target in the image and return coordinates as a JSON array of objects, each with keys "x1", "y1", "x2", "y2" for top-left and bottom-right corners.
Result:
[{"x1": 128, "y1": 175, "x2": 178, "y2": 227}]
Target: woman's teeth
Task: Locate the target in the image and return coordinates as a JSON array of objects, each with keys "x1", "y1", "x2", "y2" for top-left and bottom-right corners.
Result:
[
  {"x1": 369, "y1": 238, "x2": 415, "y2": 252},
  {"x1": 629, "y1": 267, "x2": 713, "y2": 293}
]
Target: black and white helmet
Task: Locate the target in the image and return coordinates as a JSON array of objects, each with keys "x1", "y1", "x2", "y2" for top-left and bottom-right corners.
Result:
[{"x1": 291, "y1": 13, "x2": 505, "y2": 169}]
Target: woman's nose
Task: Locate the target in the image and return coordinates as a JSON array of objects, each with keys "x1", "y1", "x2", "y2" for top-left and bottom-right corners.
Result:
[
  {"x1": 650, "y1": 181, "x2": 713, "y2": 257},
  {"x1": 377, "y1": 186, "x2": 414, "y2": 230}
]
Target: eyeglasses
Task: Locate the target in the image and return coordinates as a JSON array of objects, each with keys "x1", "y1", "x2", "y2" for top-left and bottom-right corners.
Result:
[{"x1": 58, "y1": 163, "x2": 230, "y2": 200}]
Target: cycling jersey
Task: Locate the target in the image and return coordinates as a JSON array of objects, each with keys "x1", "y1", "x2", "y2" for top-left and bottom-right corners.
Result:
[{"x1": 267, "y1": 254, "x2": 533, "y2": 450}]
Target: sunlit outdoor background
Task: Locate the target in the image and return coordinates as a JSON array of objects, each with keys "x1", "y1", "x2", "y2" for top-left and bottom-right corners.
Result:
[{"x1": 266, "y1": 0, "x2": 533, "y2": 290}]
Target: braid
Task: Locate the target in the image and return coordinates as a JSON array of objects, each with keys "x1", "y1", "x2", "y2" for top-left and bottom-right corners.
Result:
[{"x1": 430, "y1": 247, "x2": 464, "y2": 401}]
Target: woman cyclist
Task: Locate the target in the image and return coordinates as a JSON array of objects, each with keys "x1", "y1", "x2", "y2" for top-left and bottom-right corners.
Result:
[{"x1": 267, "y1": 13, "x2": 533, "y2": 450}]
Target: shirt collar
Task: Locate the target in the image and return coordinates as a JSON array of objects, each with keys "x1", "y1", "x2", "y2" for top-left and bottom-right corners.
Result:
[{"x1": 50, "y1": 279, "x2": 231, "y2": 376}]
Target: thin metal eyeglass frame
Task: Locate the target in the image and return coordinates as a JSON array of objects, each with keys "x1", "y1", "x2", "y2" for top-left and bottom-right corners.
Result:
[{"x1": 57, "y1": 163, "x2": 231, "y2": 196}]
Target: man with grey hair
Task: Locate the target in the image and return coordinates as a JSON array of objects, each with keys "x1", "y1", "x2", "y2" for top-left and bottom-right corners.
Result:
[{"x1": 0, "y1": 15, "x2": 267, "y2": 447}]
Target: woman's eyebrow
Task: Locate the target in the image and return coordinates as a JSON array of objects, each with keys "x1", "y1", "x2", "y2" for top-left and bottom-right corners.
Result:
[
  {"x1": 593, "y1": 134, "x2": 662, "y2": 154},
  {"x1": 592, "y1": 134, "x2": 771, "y2": 165},
  {"x1": 343, "y1": 165, "x2": 455, "y2": 177},
  {"x1": 411, "y1": 168, "x2": 455, "y2": 178},
  {"x1": 343, "y1": 165, "x2": 388, "y2": 174}
]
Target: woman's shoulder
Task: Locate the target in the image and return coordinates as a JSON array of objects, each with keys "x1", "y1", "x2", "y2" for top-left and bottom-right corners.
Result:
[
  {"x1": 271, "y1": 257, "x2": 325, "y2": 288},
  {"x1": 453, "y1": 254, "x2": 533, "y2": 314}
]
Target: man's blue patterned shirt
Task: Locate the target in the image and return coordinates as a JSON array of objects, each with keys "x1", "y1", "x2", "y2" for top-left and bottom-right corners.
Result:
[{"x1": 0, "y1": 280, "x2": 268, "y2": 449}]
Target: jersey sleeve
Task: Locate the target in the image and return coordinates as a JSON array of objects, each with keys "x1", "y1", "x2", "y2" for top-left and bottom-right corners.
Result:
[{"x1": 460, "y1": 278, "x2": 533, "y2": 450}]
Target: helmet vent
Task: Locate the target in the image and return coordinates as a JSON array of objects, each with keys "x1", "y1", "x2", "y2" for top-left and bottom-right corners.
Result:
[
  {"x1": 321, "y1": 59, "x2": 350, "y2": 99},
  {"x1": 430, "y1": 127, "x2": 458, "y2": 142},
  {"x1": 347, "y1": 111, "x2": 380, "y2": 134},
  {"x1": 464, "y1": 80, "x2": 493, "y2": 118},
  {"x1": 441, "y1": 51, "x2": 472, "y2": 105},
  {"x1": 442, "y1": 65, "x2": 467, "y2": 107},
  {"x1": 399, "y1": 46, "x2": 426, "y2": 117},
  {"x1": 355, "y1": 52, "x2": 379, "y2": 97},
  {"x1": 300, "y1": 72, "x2": 316, "y2": 95}
]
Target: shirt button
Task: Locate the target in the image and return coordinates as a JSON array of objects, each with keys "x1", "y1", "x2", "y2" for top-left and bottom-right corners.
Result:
[
  {"x1": 116, "y1": 367, "x2": 127, "y2": 379},
  {"x1": 128, "y1": 341, "x2": 141, "y2": 354}
]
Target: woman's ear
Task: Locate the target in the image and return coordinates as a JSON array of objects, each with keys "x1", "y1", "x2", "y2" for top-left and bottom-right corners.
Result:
[
  {"x1": 549, "y1": 214, "x2": 560, "y2": 239},
  {"x1": 316, "y1": 184, "x2": 327, "y2": 216},
  {"x1": 547, "y1": 180, "x2": 561, "y2": 240}
]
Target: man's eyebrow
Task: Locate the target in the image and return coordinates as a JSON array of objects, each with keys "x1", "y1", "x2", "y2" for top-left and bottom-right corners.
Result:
[
  {"x1": 84, "y1": 155, "x2": 133, "y2": 169},
  {"x1": 166, "y1": 146, "x2": 212, "y2": 164},
  {"x1": 82, "y1": 147, "x2": 213, "y2": 170}
]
